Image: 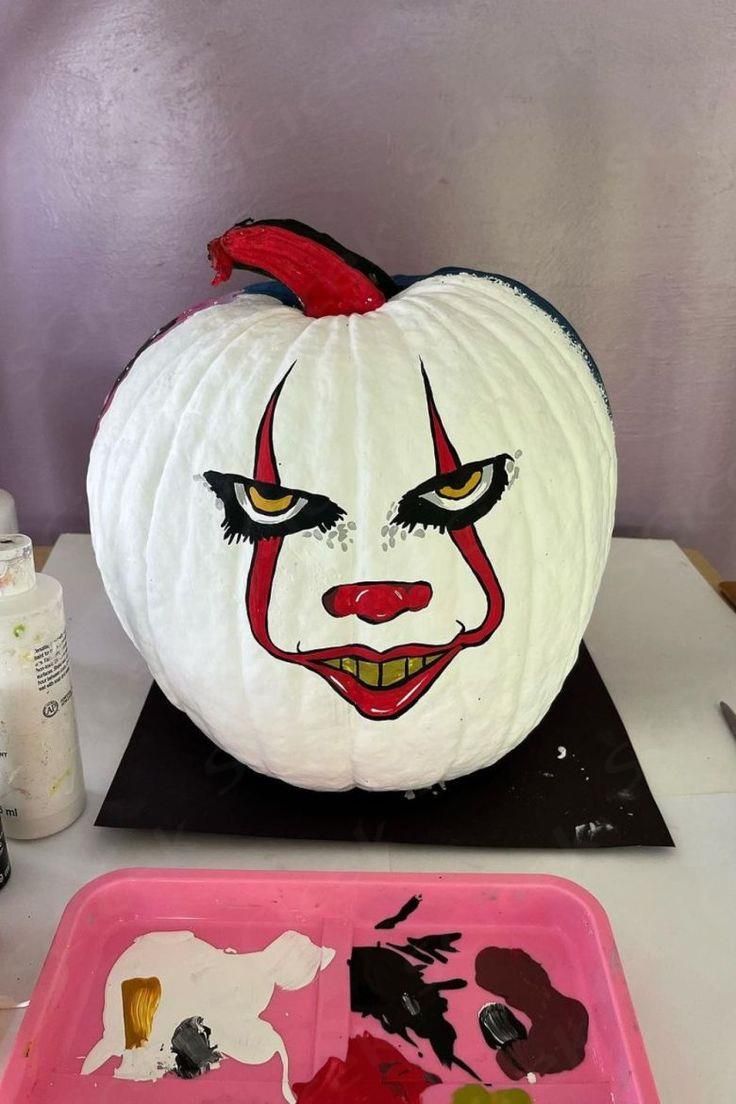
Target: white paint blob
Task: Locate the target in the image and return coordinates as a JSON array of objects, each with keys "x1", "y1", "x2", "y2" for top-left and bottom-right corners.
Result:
[{"x1": 81, "y1": 929, "x2": 335, "y2": 1102}]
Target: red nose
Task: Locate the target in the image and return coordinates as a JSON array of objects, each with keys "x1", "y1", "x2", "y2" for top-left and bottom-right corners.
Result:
[{"x1": 322, "y1": 581, "x2": 433, "y2": 624}]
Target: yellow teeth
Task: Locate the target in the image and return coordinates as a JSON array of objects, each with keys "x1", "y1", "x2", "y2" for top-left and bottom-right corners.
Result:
[{"x1": 322, "y1": 654, "x2": 442, "y2": 687}]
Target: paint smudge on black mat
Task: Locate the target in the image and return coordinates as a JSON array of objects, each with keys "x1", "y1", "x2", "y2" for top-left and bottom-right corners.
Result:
[
  {"x1": 171, "y1": 1016, "x2": 221, "y2": 1079},
  {"x1": 375, "y1": 894, "x2": 423, "y2": 929},
  {"x1": 350, "y1": 941, "x2": 479, "y2": 1080},
  {"x1": 475, "y1": 947, "x2": 588, "y2": 1079}
]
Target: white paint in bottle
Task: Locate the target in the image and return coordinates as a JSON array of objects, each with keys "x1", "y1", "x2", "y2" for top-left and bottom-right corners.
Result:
[{"x1": 0, "y1": 535, "x2": 85, "y2": 839}]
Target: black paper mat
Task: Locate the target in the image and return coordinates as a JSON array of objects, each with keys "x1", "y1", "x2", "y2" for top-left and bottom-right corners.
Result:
[{"x1": 96, "y1": 645, "x2": 673, "y2": 848}]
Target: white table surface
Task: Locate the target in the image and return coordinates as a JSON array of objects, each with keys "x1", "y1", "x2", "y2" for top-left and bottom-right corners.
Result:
[{"x1": 1, "y1": 535, "x2": 735, "y2": 1102}]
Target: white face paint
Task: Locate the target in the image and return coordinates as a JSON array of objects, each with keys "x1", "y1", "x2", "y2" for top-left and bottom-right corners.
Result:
[
  {"x1": 89, "y1": 272, "x2": 616, "y2": 790},
  {"x1": 82, "y1": 930, "x2": 334, "y2": 1102}
]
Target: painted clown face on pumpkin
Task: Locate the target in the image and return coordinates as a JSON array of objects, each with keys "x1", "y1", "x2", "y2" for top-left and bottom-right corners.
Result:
[
  {"x1": 203, "y1": 358, "x2": 515, "y2": 721},
  {"x1": 88, "y1": 218, "x2": 616, "y2": 790}
]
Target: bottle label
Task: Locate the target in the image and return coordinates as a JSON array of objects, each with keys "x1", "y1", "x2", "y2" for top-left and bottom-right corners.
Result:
[
  {"x1": 34, "y1": 630, "x2": 70, "y2": 694},
  {"x1": 0, "y1": 616, "x2": 84, "y2": 836}
]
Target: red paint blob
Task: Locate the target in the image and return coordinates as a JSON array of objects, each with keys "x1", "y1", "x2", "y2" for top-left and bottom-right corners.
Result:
[
  {"x1": 294, "y1": 1032, "x2": 440, "y2": 1104},
  {"x1": 322, "y1": 581, "x2": 433, "y2": 624}
]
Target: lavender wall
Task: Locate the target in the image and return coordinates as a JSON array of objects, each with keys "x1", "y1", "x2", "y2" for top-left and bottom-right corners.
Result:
[{"x1": 1, "y1": 1, "x2": 734, "y2": 569}]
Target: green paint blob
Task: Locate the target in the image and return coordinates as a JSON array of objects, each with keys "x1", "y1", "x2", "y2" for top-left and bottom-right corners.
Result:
[
  {"x1": 12, "y1": 624, "x2": 26, "y2": 638},
  {"x1": 451, "y1": 1088, "x2": 533, "y2": 1104}
]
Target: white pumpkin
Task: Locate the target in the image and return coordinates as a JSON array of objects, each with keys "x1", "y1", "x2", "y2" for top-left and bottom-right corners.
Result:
[{"x1": 88, "y1": 219, "x2": 615, "y2": 791}]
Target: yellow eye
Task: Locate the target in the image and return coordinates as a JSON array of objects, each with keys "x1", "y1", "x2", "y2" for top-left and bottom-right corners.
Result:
[
  {"x1": 247, "y1": 486, "x2": 295, "y2": 514},
  {"x1": 437, "y1": 468, "x2": 482, "y2": 500}
]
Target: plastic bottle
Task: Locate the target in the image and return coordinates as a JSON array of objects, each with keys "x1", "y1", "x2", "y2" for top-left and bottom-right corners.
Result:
[{"x1": 0, "y1": 534, "x2": 86, "y2": 839}]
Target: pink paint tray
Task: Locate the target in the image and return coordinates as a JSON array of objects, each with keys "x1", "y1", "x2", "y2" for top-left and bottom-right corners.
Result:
[{"x1": 1, "y1": 870, "x2": 660, "y2": 1103}]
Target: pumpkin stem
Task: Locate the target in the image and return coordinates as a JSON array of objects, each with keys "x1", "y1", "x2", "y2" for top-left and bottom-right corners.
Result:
[{"x1": 207, "y1": 218, "x2": 397, "y2": 318}]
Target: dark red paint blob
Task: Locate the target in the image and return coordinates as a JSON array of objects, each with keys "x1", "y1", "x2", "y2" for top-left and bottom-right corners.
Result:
[
  {"x1": 322, "y1": 581, "x2": 433, "y2": 624},
  {"x1": 208, "y1": 219, "x2": 394, "y2": 317},
  {"x1": 293, "y1": 1032, "x2": 440, "y2": 1104},
  {"x1": 475, "y1": 947, "x2": 589, "y2": 1079}
]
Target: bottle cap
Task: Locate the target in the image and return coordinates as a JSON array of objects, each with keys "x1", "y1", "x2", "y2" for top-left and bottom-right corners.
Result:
[{"x1": 0, "y1": 534, "x2": 36, "y2": 597}]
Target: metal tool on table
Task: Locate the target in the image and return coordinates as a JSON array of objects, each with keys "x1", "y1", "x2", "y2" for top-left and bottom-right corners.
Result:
[{"x1": 721, "y1": 701, "x2": 736, "y2": 741}]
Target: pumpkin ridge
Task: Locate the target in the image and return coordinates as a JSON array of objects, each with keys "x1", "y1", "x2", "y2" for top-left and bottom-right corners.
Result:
[
  {"x1": 438, "y1": 285, "x2": 614, "y2": 640},
  {"x1": 97, "y1": 316, "x2": 254, "y2": 654},
  {"x1": 402, "y1": 287, "x2": 576, "y2": 754},
  {"x1": 140, "y1": 309, "x2": 310, "y2": 751}
]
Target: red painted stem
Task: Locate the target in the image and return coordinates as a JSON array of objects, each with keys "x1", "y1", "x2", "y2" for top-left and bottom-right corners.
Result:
[{"x1": 207, "y1": 221, "x2": 389, "y2": 318}]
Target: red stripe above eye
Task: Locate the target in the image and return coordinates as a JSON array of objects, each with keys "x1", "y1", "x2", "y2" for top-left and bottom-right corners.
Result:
[
  {"x1": 253, "y1": 367, "x2": 295, "y2": 482},
  {"x1": 420, "y1": 360, "x2": 462, "y2": 475}
]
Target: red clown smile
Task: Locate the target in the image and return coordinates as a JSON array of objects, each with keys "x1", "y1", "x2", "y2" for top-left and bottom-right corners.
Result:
[{"x1": 296, "y1": 642, "x2": 458, "y2": 719}]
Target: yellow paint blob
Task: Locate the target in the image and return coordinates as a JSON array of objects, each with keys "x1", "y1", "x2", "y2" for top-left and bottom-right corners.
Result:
[
  {"x1": 438, "y1": 468, "x2": 482, "y2": 499},
  {"x1": 121, "y1": 976, "x2": 162, "y2": 1049},
  {"x1": 451, "y1": 1087, "x2": 533, "y2": 1104},
  {"x1": 248, "y1": 486, "x2": 294, "y2": 513}
]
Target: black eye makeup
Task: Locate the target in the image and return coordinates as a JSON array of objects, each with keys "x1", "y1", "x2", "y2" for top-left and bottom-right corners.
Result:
[
  {"x1": 203, "y1": 471, "x2": 345, "y2": 544},
  {"x1": 393, "y1": 454, "x2": 514, "y2": 533}
]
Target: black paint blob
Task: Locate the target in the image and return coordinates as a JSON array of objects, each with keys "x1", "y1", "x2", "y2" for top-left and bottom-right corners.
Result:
[
  {"x1": 171, "y1": 1016, "x2": 221, "y2": 1079},
  {"x1": 375, "y1": 894, "x2": 423, "y2": 930},
  {"x1": 349, "y1": 943, "x2": 479, "y2": 1080},
  {"x1": 388, "y1": 932, "x2": 461, "y2": 966},
  {"x1": 478, "y1": 1002, "x2": 528, "y2": 1050}
]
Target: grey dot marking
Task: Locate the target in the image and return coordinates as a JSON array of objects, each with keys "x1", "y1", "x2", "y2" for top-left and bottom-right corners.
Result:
[
  {"x1": 347, "y1": 521, "x2": 357, "y2": 531},
  {"x1": 340, "y1": 542, "x2": 348, "y2": 552},
  {"x1": 214, "y1": 499, "x2": 224, "y2": 512},
  {"x1": 413, "y1": 527, "x2": 426, "y2": 539},
  {"x1": 381, "y1": 525, "x2": 389, "y2": 537},
  {"x1": 303, "y1": 531, "x2": 312, "y2": 538},
  {"x1": 388, "y1": 524, "x2": 398, "y2": 538},
  {"x1": 388, "y1": 536, "x2": 396, "y2": 548},
  {"x1": 315, "y1": 531, "x2": 323, "y2": 541},
  {"x1": 382, "y1": 542, "x2": 388, "y2": 552},
  {"x1": 514, "y1": 448, "x2": 523, "y2": 459},
  {"x1": 400, "y1": 529, "x2": 407, "y2": 540}
]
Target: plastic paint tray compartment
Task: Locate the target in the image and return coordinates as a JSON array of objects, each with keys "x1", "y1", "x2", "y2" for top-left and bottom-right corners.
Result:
[{"x1": 0, "y1": 870, "x2": 660, "y2": 1103}]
